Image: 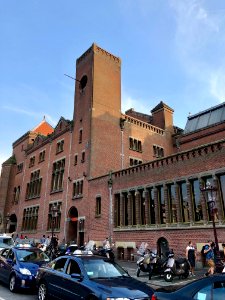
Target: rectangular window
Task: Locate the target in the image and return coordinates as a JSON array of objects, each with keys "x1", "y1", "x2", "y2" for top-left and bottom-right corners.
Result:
[
  {"x1": 39, "y1": 150, "x2": 46, "y2": 162},
  {"x1": 153, "y1": 145, "x2": 164, "y2": 158},
  {"x1": 168, "y1": 184, "x2": 177, "y2": 223},
  {"x1": 81, "y1": 151, "x2": 85, "y2": 163},
  {"x1": 95, "y1": 196, "x2": 101, "y2": 216},
  {"x1": 22, "y1": 206, "x2": 39, "y2": 231},
  {"x1": 79, "y1": 129, "x2": 83, "y2": 144},
  {"x1": 13, "y1": 186, "x2": 20, "y2": 204},
  {"x1": 26, "y1": 170, "x2": 42, "y2": 199},
  {"x1": 73, "y1": 179, "x2": 84, "y2": 198},
  {"x1": 130, "y1": 158, "x2": 142, "y2": 166},
  {"x1": 157, "y1": 186, "x2": 166, "y2": 224},
  {"x1": 51, "y1": 159, "x2": 65, "y2": 192},
  {"x1": 191, "y1": 179, "x2": 203, "y2": 222},
  {"x1": 56, "y1": 140, "x2": 64, "y2": 154},
  {"x1": 129, "y1": 137, "x2": 142, "y2": 152},
  {"x1": 47, "y1": 202, "x2": 62, "y2": 231},
  {"x1": 179, "y1": 182, "x2": 190, "y2": 223},
  {"x1": 17, "y1": 163, "x2": 23, "y2": 173},
  {"x1": 29, "y1": 156, "x2": 35, "y2": 168},
  {"x1": 74, "y1": 154, "x2": 78, "y2": 165}
]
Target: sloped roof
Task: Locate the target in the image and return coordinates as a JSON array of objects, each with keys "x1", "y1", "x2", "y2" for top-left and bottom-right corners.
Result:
[
  {"x1": 31, "y1": 117, "x2": 54, "y2": 136},
  {"x1": 184, "y1": 102, "x2": 225, "y2": 134},
  {"x1": 151, "y1": 101, "x2": 174, "y2": 113}
]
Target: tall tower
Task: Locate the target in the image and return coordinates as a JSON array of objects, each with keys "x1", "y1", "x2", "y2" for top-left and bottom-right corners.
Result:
[{"x1": 72, "y1": 44, "x2": 122, "y2": 179}]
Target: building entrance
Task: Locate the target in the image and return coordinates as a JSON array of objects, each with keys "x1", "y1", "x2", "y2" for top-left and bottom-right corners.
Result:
[{"x1": 67, "y1": 206, "x2": 78, "y2": 244}]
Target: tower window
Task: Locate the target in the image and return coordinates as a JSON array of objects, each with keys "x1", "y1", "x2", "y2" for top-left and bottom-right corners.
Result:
[{"x1": 79, "y1": 75, "x2": 88, "y2": 90}]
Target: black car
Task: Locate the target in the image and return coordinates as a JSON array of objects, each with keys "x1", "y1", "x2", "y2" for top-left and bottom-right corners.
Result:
[
  {"x1": 36, "y1": 254, "x2": 154, "y2": 300},
  {"x1": 0, "y1": 246, "x2": 50, "y2": 292},
  {"x1": 151, "y1": 274, "x2": 225, "y2": 300}
]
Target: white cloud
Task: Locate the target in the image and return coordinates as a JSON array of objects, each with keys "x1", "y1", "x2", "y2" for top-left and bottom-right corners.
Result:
[
  {"x1": 121, "y1": 88, "x2": 149, "y2": 114},
  {"x1": 171, "y1": 0, "x2": 225, "y2": 101}
]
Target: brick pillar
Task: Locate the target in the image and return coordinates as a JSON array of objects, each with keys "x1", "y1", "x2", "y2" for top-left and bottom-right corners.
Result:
[
  {"x1": 164, "y1": 185, "x2": 170, "y2": 224},
  {"x1": 144, "y1": 189, "x2": 150, "y2": 225},
  {"x1": 127, "y1": 192, "x2": 132, "y2": 226},
  {"x1": 175, "y1": 183, "x2": 182, "y2": 223},
  {"x1": 213, "y1": 176, "x2": 223, "y2": 223},
  {"x1": 199, "y1": 178, "x2": 208, "y2": 224},
  {"x1": 135, "y1": 190, "x2": 141, "y2": 225},
  {"x1": 153, "y1": 187, "x2": 160, "y2": 225},
  {"x1": 186, "y1": 181, "x2": 194, "y2": 224},
  {"x1": 120, "y1": 193, "x2": 125, "y2": 226}
]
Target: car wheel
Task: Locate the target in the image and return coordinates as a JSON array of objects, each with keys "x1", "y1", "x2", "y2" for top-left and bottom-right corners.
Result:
[
  {"x1": 38, "y1": 282, "x2": 48, "y2": 300},
  {"x1": 9, "y1": 275, "x2": 17, "y2": 292},
  {"x1": 164, "y1": 272, "x2": 173, "y2": 282}
]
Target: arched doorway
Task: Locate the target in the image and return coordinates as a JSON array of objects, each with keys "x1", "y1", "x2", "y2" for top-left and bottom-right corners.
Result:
[
  {"x1": 157, "y1": 237, "x2": 169, "y2": 258},
  {"x1": 67, "y1": 207, "x2": 78, "y2": 244},
  {"x1": 9, "y1": 214, "x2": 17, "y2": 233}
]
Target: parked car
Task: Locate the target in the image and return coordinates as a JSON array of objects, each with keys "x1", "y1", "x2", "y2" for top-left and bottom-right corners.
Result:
[
  {"x1": 0, "y1": 234, "x2": 14, "y2": 250},
  {"x1": 151, "y1": 274, "x2": 225, "y2": 300},
  {"x1": 36, "y1": 254, "x2": 155, "y2": 300},
  {"x1": 0, "y1": 245, "x2": 50, "y2": 292}
]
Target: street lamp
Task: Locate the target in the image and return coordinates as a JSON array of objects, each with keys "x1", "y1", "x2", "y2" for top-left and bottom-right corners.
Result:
[
  {"x1": 200, "y1": 181, "x2": 219, "y2": 250},
  {"x1": 51, "y1": 205, "x2": 59, "y2": 241}
]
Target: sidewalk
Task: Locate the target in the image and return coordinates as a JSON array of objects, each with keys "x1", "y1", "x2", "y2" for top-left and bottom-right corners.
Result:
[{"x1": 117, "y1": 260, "x2": 208, "y2": 290}]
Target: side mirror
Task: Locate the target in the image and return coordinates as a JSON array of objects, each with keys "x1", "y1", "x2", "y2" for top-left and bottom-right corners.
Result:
[{"x1": 71, "y1": 273, "x2": 83, "y2": 280}]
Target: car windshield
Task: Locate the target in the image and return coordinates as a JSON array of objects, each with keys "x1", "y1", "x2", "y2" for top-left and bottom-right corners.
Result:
[
  {"x1": 83, "y1": 259, "x2": 129, "y2": 279},
  {"x1": 16, "y1": 249, "x2": 50, "y2": 262},
  {"x1": 0, "y1": 237, "x2": 14, "y2": 247}
]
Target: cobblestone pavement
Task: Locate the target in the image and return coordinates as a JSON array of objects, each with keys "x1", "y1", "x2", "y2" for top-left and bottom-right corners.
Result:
[{"x1": 117, "y1": 260, "x2": 208, "y2": 290}]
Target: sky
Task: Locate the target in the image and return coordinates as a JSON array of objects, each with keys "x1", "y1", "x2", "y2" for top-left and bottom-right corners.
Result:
[{"x1": 1, "y1": 0, "x2": 225, "y2": 170}]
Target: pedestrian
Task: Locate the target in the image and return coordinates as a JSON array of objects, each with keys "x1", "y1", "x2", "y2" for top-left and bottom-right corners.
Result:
[
  {"x1": 204, "y1": 240, "x2": 215, "y2": 276},
  {"x1": 40, "y1": 235, "x2": 46, "y2": 244},
  {"x1": 45, "y1": 236, "x2": 50, "y2": 246},
  {"x1": 186, "y1": 241, "x2": 196, "y2": 276}
]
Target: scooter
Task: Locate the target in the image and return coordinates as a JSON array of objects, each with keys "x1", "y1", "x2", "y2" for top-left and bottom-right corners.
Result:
[
  {"x1": 136, "y1": 243, "x2": 152, "y2": 279},
  {"x1": 148, "y1": 249, "x2": 168, "y2": 279},
  {"x1": 164, "y1": 249, "x2": 190, "y2": 282}
]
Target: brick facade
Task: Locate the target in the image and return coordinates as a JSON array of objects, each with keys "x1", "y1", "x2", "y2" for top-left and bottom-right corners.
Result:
[{"x1": 0, "y1": 43, "x2": 225, "y2": 261}]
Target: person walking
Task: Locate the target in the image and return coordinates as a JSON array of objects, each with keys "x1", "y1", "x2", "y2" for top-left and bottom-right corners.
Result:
[
  {"x1": 204, "y1": 240, "x2": 215, "y2": 276},
  {"x1": 186, "y1": 241, "x2": 196, "y2": 276}
]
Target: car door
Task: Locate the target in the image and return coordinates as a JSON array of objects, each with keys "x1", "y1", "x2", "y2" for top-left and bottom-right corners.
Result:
[
  {"x1": 0, "y1": 248, "x2": 11, "y2": 282},
  {"x1": 61, "y1": 258, "x2": 90, "y2": 300},
  {"x1": 0, "y1": 249, "x2": 15, "y2": 283},
  {"x1": 46, "y1": 257, "x2": 68, "y2": 299}
]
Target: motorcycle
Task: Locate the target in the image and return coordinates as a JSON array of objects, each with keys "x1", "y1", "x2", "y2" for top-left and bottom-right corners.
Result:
[
  {"x1": 164, "y1": 249, "x2": 190, "y2": 282},
  {"x1": 136, "y1": 244, "x2": 168, "y2": 279}
]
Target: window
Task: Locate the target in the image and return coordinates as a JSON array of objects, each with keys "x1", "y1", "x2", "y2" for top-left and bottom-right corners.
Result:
[
  {"x1": 129, "y1": 137, "x2": 142, "y2": 152},
  {"x1": 29, "y1": 156, "x2": 35, "y2": 168},
  {"x1": 47, "y1": 202, "x2": 62, "y2": 231},
  {"x1": 179, "y1": 182, "x2": 190, "y2": 223},
  {"x1": 52, "y1": 257, "x2": 67, "y2": 272},
  {"x1": 96, "y1": 196, "x2": 101, "y2": 216},
  {"x1": 39, "y1": 150, "x2": 46, "y2": 162},
  {"x1": 153, "y1": 145, "x2": 164, "y2": 158},
  {"x1": 17, "y1": 163, "x2": 23, "y2": 173},
  {"x1": 191, "y1": 179, "x2": 203, "y2": 222},
  {"x1": 51, "y1": 159, "x2": 65, "y2": 192},
  {"x1": 13, "y1": 186, "x2": 20, "y2": 204},
  {"x1": 26, "y1": 170, "x2": 42, "y2": 199},
  {"x1": 73, "y1": 180, "x2": 83, "y2": 198},
  {"x1": 66, "y1": 259, "x2": 81, "y2": 275},
  {"x1": 56, "y1": 140, "x2": 64, "y2": 154},
  {"x1": 79, "y1": 129, "x2": 83, "y2": 144},
  {"x1": 81, "y1": 151, "x2": 85, "y2": 163},
  {"x1": 74, "y1": 154, "x2": 78, "y2": 166},
  {"x1": 193, "y1": 281, "x2": 225, "y2": 300},
  {"x1": 168, "y1": 184, "x2": 177, "y2": 223},
  {"x1": 157, "y1": 186, "x2": 166, "y2": 224},
  {"x1": 22, "y1": 206, "x2": 39, "y2": 231},
  {"x1": 130, "y1": 158, "x2": 142, "y2": 166}
]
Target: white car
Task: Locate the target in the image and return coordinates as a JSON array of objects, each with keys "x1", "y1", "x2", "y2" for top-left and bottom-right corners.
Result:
[{"x1": 0, "y1": 234, "x2": 14, "y2": 250}]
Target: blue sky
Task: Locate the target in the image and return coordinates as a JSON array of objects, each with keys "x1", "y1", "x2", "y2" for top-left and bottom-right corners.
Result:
[{"x1": 1, "y1": 0, "x2": 225, "y2": 170}]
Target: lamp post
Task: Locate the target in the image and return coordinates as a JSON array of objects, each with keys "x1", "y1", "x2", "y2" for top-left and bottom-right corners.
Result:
[
  {"x1": 200, "y1": 181, "x2": 219, "y2": 250},
  {"x1": 200, "y1": 181, "x2": 222, "y2": 271},
  {"x1": 51, "y1": 205, "x2": 59, "y2": 241}
]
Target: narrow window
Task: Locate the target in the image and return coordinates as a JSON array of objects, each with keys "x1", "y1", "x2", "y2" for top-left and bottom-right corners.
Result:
[{"x1": 96, "y1": 196, "x2": 101, "y2": 216}]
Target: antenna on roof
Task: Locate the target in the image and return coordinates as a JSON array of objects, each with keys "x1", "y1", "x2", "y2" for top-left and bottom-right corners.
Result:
[{"x1": 64, "y1": 74, "x2": 80, "y2": 83}]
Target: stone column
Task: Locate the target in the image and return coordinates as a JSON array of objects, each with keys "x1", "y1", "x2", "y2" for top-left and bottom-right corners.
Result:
[
  {"x1": 120, "y1": 193, "x2": 125, "y2": 227},
  {"x1": 153, "y1": 187, "x2": 160, "y2": 225},
  {"x1": 164, "y1": 185, "x2": 170, "y2": 224},
  {"x1": 127, "y1": 192, "x2": 133, "y2": 226},
  {"x1": 186, "y1": 181, "x2": 194, "y2": 225},
  {"x1": 175, "y1": 183, "x2": 182, "y2": 223},
  {"x1": 144, "y1": 189, "x2": 150, "y2": 225},
  {"x1": 135, "y1": 190, "x2": 141, "y2": 226},
  {"x1": 213, "y1": 176, "x2": 223, "y2": 223},
  {"x1": 199, "y1": 178, "x2": 208, "y2": 224}
]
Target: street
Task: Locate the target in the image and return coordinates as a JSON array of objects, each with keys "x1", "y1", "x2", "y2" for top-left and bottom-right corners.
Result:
[{"x1": 0, "y1": 260, "x2": 207, "y2": 300}]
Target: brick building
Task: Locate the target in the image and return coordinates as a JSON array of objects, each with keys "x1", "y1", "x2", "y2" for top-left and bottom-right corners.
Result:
[{"x1": 1, "y1": 44, "x2": 225, "y2": 259}]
